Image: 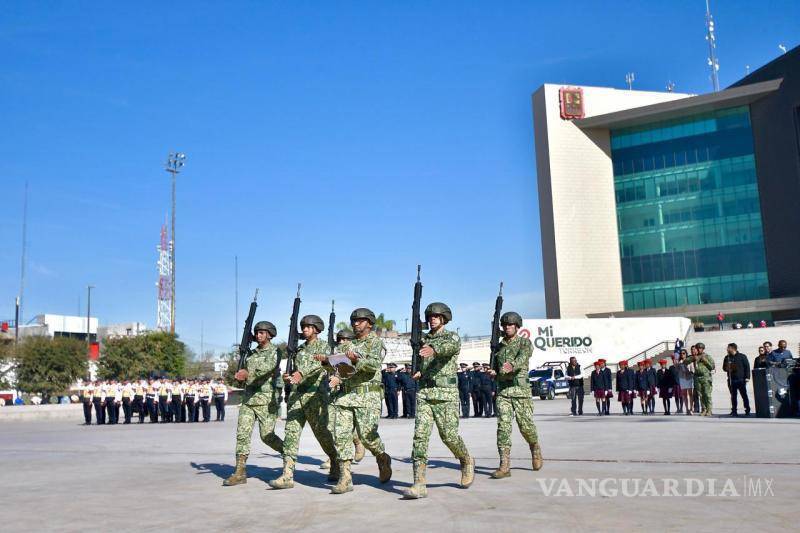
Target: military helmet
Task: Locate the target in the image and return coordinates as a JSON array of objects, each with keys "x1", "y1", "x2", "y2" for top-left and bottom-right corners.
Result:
[
  {"x1": 336, "y1": 329, "x2": 355, "y2": 341},
  {"x1": 425, "y1": 302, "x2": 452, "y2": 323},
  {"x1": 253, "y1": 320, "x2": 277, "y2": 337},
  {"x1": 500, "y1": 311, "x2": 523, "y2": 328},
  {"x1": 350, "y1": 307, "x2": 376, "y2": 325},
  {"x1": 300, "y1": 314, "x2": 325, "y2": 333}
]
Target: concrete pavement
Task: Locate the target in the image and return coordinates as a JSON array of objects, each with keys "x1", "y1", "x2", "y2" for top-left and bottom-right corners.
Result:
[{"x1": 1, "y1": 399, "x2": 797, "y2": 532}]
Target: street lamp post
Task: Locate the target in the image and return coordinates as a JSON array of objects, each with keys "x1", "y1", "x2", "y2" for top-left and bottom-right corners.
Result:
[{"x1": 165, "y1": 152, "x2": 186, "y2": 335}]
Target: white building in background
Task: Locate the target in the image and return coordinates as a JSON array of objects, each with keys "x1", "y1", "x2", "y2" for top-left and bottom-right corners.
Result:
[
  {"x1": 532, "y1": 84, "x2": 689, "y2": 319},
  {"x1": 97, "y1": 322, "x2": 148, "y2": 340},
  {"x1": 17, "y1": 314, "x2": 99, "y2": 340}
]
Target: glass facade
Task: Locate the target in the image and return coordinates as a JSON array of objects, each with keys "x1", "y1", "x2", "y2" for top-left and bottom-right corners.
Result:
[{"x1": 611, "y1": 106, "x2": 769, "y2": 311}]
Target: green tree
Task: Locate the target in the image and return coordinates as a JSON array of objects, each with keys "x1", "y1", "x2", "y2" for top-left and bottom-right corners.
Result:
[
  {"x1": 375, "y1": 313, "x2": 396, "y2": 332},
  {"x1": 98, "y1": 331, "x2": 188, "y2": 380},
  {"x1": 15, "y1": 336, "x2": 87, "y2": 401},
  {"x1": 335, "y1": 321, "x2": 350, "y2": 333}
]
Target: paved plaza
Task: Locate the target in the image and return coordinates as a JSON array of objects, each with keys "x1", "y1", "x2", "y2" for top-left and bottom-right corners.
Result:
[{"x1": 1, "y1": 399, "x2": 797, "y2": 532}]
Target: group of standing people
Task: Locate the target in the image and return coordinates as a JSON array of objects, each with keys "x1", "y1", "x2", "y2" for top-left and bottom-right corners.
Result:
[
  {"x1": 223, "y1": 304, "x2": 542, "y2": 499},
  {"x1": 380, "y1": 363, "x2": 418, "y2": 419},
  {"x1": 79, "y1": 379, "x2": 229, "y2": 425}
]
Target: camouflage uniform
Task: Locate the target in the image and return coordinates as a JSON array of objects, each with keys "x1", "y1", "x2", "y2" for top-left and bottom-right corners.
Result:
[
  {"x1": 283, "y1": 338, "x2": 338, "y2": 462},
  {"x1": 328, "y1": 331, "x2": 387, "y2": 461},
  {"x1": 494, "y1": 335, "x2": 538, "y2": 453},
  {"x1": 689, "y1": 353, "x2": 715, "y2": 415},
  {"x1": 235, "y1": 344, "x2": 284, "y2": 455},
  {"x1": 331, "y1": 339, "x2": 364, "y2": 455},
  {"x1": 412, "y1": 328, "x2": 470, "y2": 463}
]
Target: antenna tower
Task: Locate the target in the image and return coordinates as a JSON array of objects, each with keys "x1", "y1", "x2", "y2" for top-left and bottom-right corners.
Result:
[
  {"x1": 156, "y1": 222, "x2": 173, "y2": 331},
  {"x1": 705, "y1": 0, "x2": 720, "y2": 91}
]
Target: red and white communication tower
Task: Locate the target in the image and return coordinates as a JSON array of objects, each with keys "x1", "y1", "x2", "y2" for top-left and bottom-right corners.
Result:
[{"x1": 156, "y1": 223, "x2": 173, "y2": 332}]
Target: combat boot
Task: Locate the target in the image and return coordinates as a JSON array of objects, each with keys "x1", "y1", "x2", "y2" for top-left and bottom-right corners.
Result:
[
  {"x1": 222, "y1": 454, "x2": 248, "y2": 486},
  {"x1": 320, "y1": 459, "x2": 330, "y2": 470},
  {"x1": 327, "y1": 457, "x2": 340, "y2": 482},
  {"x1": 531, "y1": 442, "x2": 543, "y2": 471},
  {"x1": 490, "y1": 449, "x2": 511, "y2": 479},
  {"x1": 268, "y1": 457, "x2": 295, "y2": 489},
  {"x1": 354, "y1": 437, "x2": 366, "y2": 462},
  {"x1": 376, "y1": 452, "x2": 392, "y2": 483},
  {"x1": 402, "y1": 461, "x2": 428, "y2": 499},
  {"x1": 459, "y1": 455, "x2": 475, "y2": 488},
  {"x1": 331, "y1": 460, "x2": 353, "y2": 494}
]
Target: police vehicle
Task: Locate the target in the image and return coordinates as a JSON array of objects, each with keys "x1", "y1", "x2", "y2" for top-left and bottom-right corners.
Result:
[{"x1": 528, "y1": 361, "x2": 571, "y2": 400}]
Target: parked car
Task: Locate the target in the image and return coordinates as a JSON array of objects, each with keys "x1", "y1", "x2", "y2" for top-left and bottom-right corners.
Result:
[{"x1": 528, "y1": 361, "x2": 571, "y2": 400}]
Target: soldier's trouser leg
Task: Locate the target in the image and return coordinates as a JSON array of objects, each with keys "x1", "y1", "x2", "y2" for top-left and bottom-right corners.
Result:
[
  {"x1": 512, "y1": 397, "x2": 538, "y2": 446},
  {"x1": 254, "y1": 402, "x2": 284, "y2": 453},
  {"x1": 350, "y1": 392, "x2": 386, "y2": 461},
  {"x1": 496, "y1": 395, "x2": 513, "y2": 454},
  {"x1": 235, "y1": 404, "x2": 257, "y2": 456},
  {"x1": 83, "y1": 400, "x2": 92, "y2": 424},
  {"x1": 283, "y1": 399, "x2": 308, "y2": 462},
  {"x1": 411, "y1": 396, "x2": 434, "y2": 463},
  {"x1": 699, "y1": 380, "x2": 713, "y2": 414},
  {"x1": 306, "y1": 394, "x2": 338, "y2": 460},
  {"x1": 330, "y1": 404, "x2": 356, "y2": 461},
  {"x1": 430, "y1": 399, "x2": 469, "y2": 460}
]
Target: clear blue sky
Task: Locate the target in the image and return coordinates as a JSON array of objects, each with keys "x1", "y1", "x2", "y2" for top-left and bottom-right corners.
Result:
[{"x1": 2, "y1": 1, "x2": 797, "y2": 355}]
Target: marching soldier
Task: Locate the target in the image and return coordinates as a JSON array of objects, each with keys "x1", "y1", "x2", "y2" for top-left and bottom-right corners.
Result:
[
  {"x1": 81, "y1": 381, "x2": 94, "y2": 425},
  {"x1": 323, "y1": 308, "x2": 392, "y2": 494},
  {"x1": 213, "y1": 381, "x2": 228, "y2": 421},
  {"x1": 121, "y1": 380, "x2": 134, "y2": 424},
  {"x1": 688, "y1": 342, "x2": 715, "y2": 416},
  {"x1": 92, "y1": 380, "x2": 105, "y2": 425},
  {"x1": 321, "y1": 329, "x2": 366, "y2": 465},
  {"x1": 487, "y1": 311, "x2": 542, "y2": 480},
  {"x1": 223, "y1": 321, "x2": 284, "y2": 486},
  {"x1": 403, "y1": 302, "x2": 473, "y2": 499},
  {"x1": 269, "y1": 315, "x2": 338, "y2": 490}
]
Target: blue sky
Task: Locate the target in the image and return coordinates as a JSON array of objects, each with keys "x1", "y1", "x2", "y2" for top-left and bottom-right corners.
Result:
[{"x1": 1, "y1": 1, "x2": 797, "y2": 355}]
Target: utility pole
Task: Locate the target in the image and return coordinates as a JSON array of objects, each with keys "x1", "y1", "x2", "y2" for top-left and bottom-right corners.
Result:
[
  {"x1": 14, "y1": 297, "x2": 20, "y2": 347},
  {"x1": 18, "y1": 181, "x2": 28, "y2": 328},
  {"x1": 201, "y1": 320, "x2": 204, "y2": 358},
  {"x1": 165, "y1": 152, "x2": 186, "y2": 335}
]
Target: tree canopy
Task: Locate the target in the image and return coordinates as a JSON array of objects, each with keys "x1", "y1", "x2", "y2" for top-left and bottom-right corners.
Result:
[
  {"x1": 97, "y1": 331, "x2": 187, "y2": 380},
  {"x1": 15, "y1": 336, "x2": 87, "y2": 397}
]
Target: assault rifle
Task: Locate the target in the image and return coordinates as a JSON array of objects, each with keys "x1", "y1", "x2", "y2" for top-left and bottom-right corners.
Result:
[
  {"x1": 328, "y1": 300, "x2": 336, "y2": 355},
  {"x1": 237, "y1": 289, "x2": 259, "y2": 371},
  {"x1": 409, "y1": 265, "x2": 423, "y2": 375},
  {"x1": 488, "y1": 282, "x2": 504, "y2": 373},
  {"x1": 285, "y1": 284, "x2": 302, "y2": 376}
]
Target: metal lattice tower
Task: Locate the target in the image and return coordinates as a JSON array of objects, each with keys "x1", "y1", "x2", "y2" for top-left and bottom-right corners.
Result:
[
  {"x1": 705, "y1": 0, "x2": 720, "y2": 92},
  {"x1": 156, "y1": 223, "x2": 173, "y2": 332}
]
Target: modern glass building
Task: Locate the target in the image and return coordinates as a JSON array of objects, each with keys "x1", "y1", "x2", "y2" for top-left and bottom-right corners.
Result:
[
  {"x1": 533, "y1": 45, "x2": 800, "y2": 322},
  {"x1": 611, "y1": 106, "x2": 769, "y2": 312}
]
